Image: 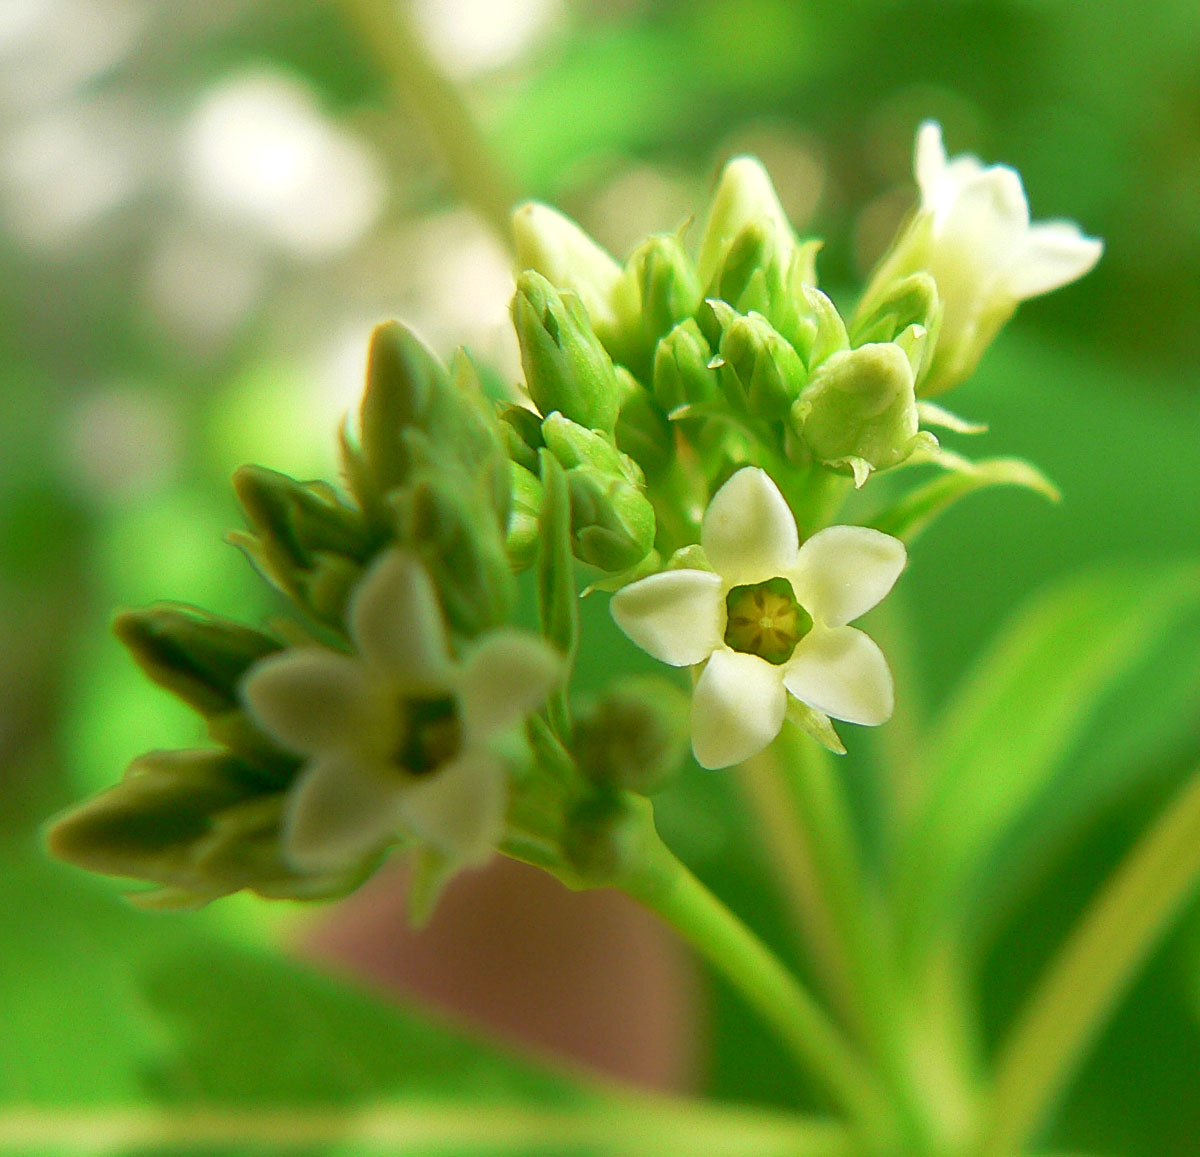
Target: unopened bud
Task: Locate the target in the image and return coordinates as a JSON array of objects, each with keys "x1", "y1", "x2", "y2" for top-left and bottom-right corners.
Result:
[
  {"x1": 513, "y1": 271, "x2": 621, "y2": 432},
  {"x1": 717, "y1": 307, "x2": 807, "y2": 420}
]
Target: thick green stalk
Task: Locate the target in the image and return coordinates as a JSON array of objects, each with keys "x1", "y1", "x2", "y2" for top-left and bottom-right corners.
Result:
[
  {"x1": 617, "y1": 807, "x2": 900, "y2": 1151},
  {"x1": 337, "y1": 0, "x2": 520, "y2": 238},
  {"x1": 979, "y1": 767, "x2": 1200, "y2": 1156}
]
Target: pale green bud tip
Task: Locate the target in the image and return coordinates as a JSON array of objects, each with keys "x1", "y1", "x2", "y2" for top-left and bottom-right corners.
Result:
[
  {"x1": 513, "y1": 271, "x2": 621, "y2": 432},
  {"x1": 795, "y1": 342, "x2": 920, "y2": 477},
  {"x1": 698, "y1": 156, "x2": 796, "y2": 288},
  {"x1": 512, "y1": 201, "x2": 622, "y2": 329}
]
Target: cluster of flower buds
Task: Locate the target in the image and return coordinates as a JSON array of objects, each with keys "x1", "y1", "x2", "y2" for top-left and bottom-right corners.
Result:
[{"x1": 48, "y1": 122, "x2": 1099, "y2": 913}]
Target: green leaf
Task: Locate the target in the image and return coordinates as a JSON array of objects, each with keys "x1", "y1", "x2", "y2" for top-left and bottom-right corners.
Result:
[
  {"x1": 895, "y1": 561, "x2": 1200, "y2": 959},
  {"x1": 870, "y1": 454, "x2": 1059, "y2": 543}
]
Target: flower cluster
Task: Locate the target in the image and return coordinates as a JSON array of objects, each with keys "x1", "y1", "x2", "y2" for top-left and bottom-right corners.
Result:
[{"x1": 48, "y1": 121, "x2": 1100, "y2": 911}]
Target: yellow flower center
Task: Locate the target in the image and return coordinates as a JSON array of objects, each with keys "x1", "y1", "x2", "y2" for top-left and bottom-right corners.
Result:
[
  {"x1": 395, "y1": 694, "x2": 463, "y2": 775},
  {"x1": 723, "y1": 577, "x2": 812, "y2": 665}
]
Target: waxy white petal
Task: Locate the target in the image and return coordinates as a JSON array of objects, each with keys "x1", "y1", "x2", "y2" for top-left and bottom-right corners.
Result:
[
  {"x1": 610, "y1": 569, "x2": 724, "y2": 667},
  {"x1": 783, "y1": 626, "x2": 894, "y2": 726},
  {"x1": 702, "y1": 468, "x2": 799, "y2": 585},
  {"x1": 397, "y1": 751, "x2": 506, "y2": 864},
  {"x1": 243, "y1": 649, "x2": 379, "y2": 755},
  {"x1": 283, "y1": 754, "x2": 406, "y2": 872},
  {"x1": 349, "y1": 549, "x2": 453, "y2": 688},
  {"x1": 691, "y1": 649, "x2": 787, "y2": 769},
  {"x1": 459, "y1": 630, "x2": 561, "y2": 743},
  {"x1": 791, "y1": 526, "x2": 906, "y2": 627},
  {"x1": 1004, "y1": 222, "x2": 1104, "y2": 299}
]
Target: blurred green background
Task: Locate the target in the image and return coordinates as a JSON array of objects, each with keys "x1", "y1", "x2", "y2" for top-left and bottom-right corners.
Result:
[{"x1": 2, "y1": 1, "x2": 1199, "y2": 1153}]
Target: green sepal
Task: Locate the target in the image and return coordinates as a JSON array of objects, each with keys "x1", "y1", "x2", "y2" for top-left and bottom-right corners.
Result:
[
  {"x1": 536, "y1": 449, "x2": 580, "y2": 667},
  {"x1": 406, "y1": 845, "x2": 455, "y2": 929},
  {"x1": 506, "y1": 460, "x2": 544, "y2": 572},
  {"x1": 793, "y1": 286, "x2": 850, "y2": 370},
  {"x1": 513, "y1": 271, "x2": 621, "y2": 432},
  {"x1": 652, "y1": 319, "x2": 720, "y2": 412},
  {"x1": 572, "y1": 676, "x2": 690, "y2": 795},
  {"x1": 870, "y1": 452, "x2": 1060, "y2": 543},
  {"x1": 786, "y1": 700, "x2": 846, "y2": 756},
  {"x1": 561, "y1": 790, "x2": 658, "y2": 887},
  {"x1": 499, "y1": 403, "x2": 545, "y2": 473},
  {"x1": 850, "y1": 271, "x2": 940, "y2": 349},
  {"x1": 114, "y1": 605, "x2": 282, "y2": 719}
]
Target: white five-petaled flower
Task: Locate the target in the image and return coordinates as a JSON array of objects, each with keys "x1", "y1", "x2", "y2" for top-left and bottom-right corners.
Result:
[
  {"x1": 909, "y1": 120, "x2": 1103, "y2": 393},
  {"x1": 610, "y1": 468, "x2": 905, "y2": 769},
  {"x1": 242, "y1": 549, "x2": 560, "y2": 873}
]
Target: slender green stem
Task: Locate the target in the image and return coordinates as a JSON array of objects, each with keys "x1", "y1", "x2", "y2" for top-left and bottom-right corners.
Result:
[
  {"x1": 738, "y1": 745, "x2": 857, "y2": 1025},
  {"x1": 617, "y1": 806, "x2": 899, "y2": 1151},
  {"x1": 0, "y1": 1101, "x2": 855, "y2": 1156},
  {"x1": 980, "y1": 767, "x2": 1200, "y2": 1156},
  {"x1": 743, "y1": 730, "x2": 930, "y2": 1143},
  {"x1": 337, "y1": 0, "x2": 521, "y2": 238}
]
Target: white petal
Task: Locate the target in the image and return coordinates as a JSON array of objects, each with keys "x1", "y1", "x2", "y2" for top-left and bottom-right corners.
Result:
[
  {"x1": 349, "y1": 549, "x2": 453, "y2": 689},
  {"x1": 242, "y1": 649, "x2": 379, "y2": 755},
  {"x1": 458, "y1": 630, "x2": 562, "y2": 743},
  {"x1": 783, "y1": 626, "x2": 894, "y2": 726},
  {"x1": 397, "y1": 752, "x2": 506, "y2": 864},
  {"x1": 283, "y1": 755, "x2": 407, "y2": 872},
  {"x1": 610, "y1": 569, "x2": 724, "y2": 666},
  {"x1": 790, "y1": 526, "x2": 906, "y2": 627},
  {"x1": 701, "y1": 468, "x2": 799, "y2": 585},
  {"x1": 940, "y1": 165, "x2": 1029, "y2": 253},
  {"x1": 914, "y1": 121, "x2": 949, "y2": 206},
  {"x1": 691, "y1": 648, "x2": 787, "y2": 770},
  {"x1": 1003, "y1": 221, "x2": 1103, "y2": 299}
]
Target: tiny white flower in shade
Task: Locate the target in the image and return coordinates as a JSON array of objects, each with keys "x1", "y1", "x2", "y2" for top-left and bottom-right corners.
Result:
[
  {"x1": 242, "y1": 549, "x2": 561, "y2": 873},
  {"x1": 909, "y1": 120, "x2": 1103, "y2": 393},
  {"x1": 609, "y1": 468, "x2": 905, "y2": 769}
]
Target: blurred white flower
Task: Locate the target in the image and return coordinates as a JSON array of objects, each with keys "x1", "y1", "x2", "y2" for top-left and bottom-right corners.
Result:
[
  {"x1": 243, "y1": 549, "x2": 560, "y2": 872},
  {"x1": 610, "y1": 468, "x2": 905, "y2": 769}
]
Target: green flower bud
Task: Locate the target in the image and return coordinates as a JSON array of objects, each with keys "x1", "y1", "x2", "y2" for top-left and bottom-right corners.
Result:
[
  {"x1": 792, "y1": 342, "x2": 922, "y2": 484},
  {"x1": 506, "y1": 460, "x2": 543, "y2": 571},
  {"x1": 572, "y1": 676, "x2": 690, "y2": 795},
  {"x1": 562, "y1": 790, "x2": 643, "y2": 885},
  {"x1": 114, "y1": 606, "x2": 282, "y2": 720},
  {"x1": 716, "y1": 307, "x2": 807, "y2": 420},
  {"x1": 45, "y1": 750, "x2": 281, "y2": 904},
  {"x1": 389, "y1": 467, "x2": 515, "y2": 637},
  {"x1": 614, "y1": 367, "x2": 673, "y2": 479},
  {"x1": 540, "y1": 415, "x2": 655, "y2": 572},
  {"x1": 512, "y1": 201, "x2": 628, "y2": 348},
  {"x1": 652, "y1": 319, "x2": 719, "y2": 412},
  {"x1": 697, "y1": 156, "x2": 797, "y2": 290},
  {"x1": 617, "y1": 233, "x2": 701, "y2": 370},
  {"x1": 513, "y1": 271, "x2": 621, "y2": 432},
  {"x1": 231, "y1": 466, "x2": 371, "y2": 615}
]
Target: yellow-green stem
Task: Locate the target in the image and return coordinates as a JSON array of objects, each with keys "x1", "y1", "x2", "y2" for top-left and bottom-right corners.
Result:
[
  {"x1": 616, "y1": 805, "x2": 899, "y2": 1151},
  {"x1": 337, "y1": 0, "x2": 520, "y2": 238}
]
